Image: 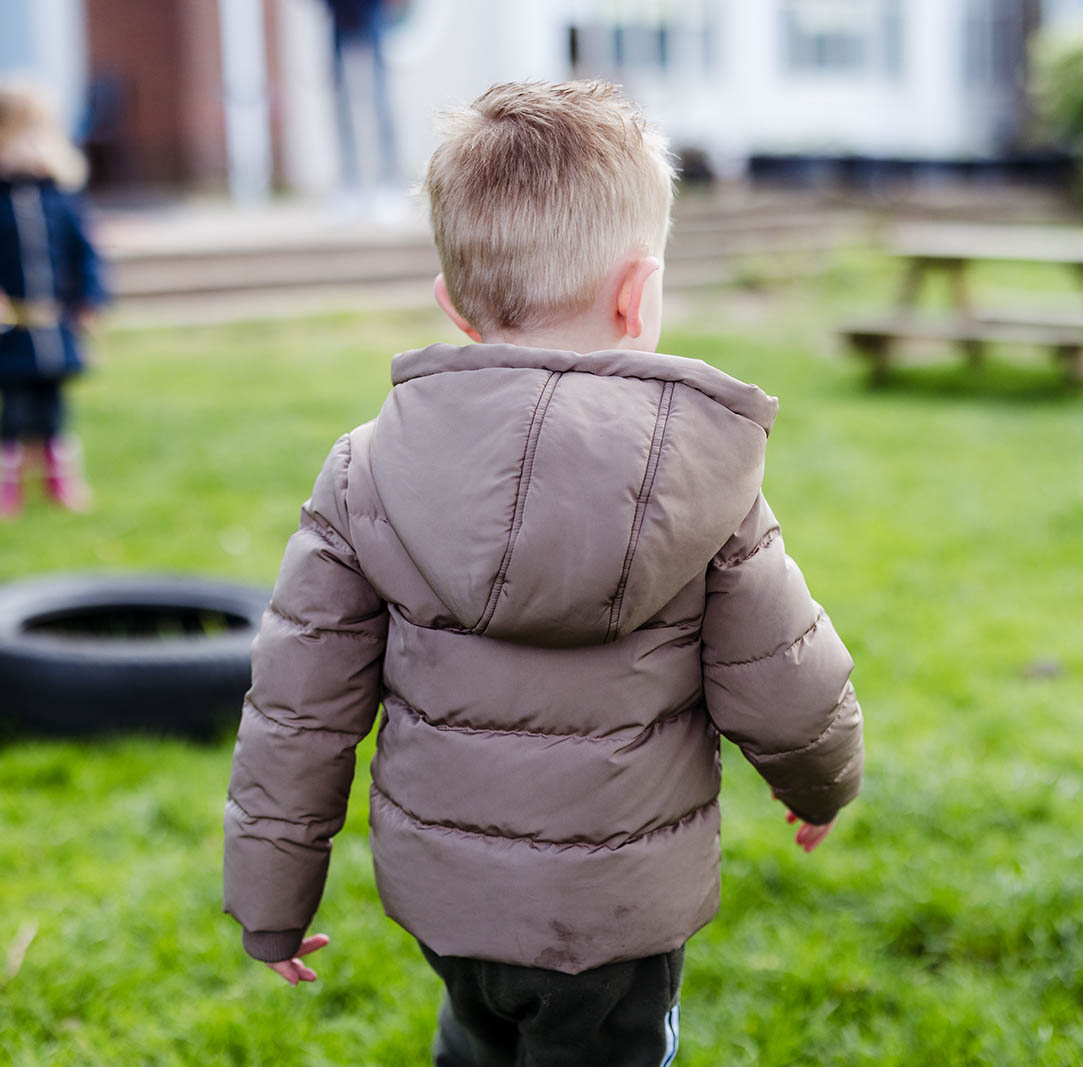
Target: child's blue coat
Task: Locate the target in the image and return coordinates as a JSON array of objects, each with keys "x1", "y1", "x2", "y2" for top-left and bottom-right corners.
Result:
[{"x1": 0, "y1": 177, "x2": 107, "y2": 386}]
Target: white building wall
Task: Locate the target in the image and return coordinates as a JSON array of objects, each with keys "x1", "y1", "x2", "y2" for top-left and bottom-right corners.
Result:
[
  {"x1": 219, "y1": 0, "x2": 273, "y2": 201},
  {"x1": 273, "y1": 0, "x2": 1037, "y2": 197},
  {"x1": 0, "y1": 0, "x2": 1047, "y2": 198},
  {"x1": 632, "y1": 0, "x2": 1009, "y2": 163},
  {"x1": 1045, "y1": 0, "x2": 1083, "y2": 25},
  {"x1": 552, "y1": 0, "x2": 1028, "y2": 164},
  {"x1": 0, "y1": 0, "x2": 86, "y2": 135},
  {"x1": 903, "y1": 0, "x2": 971, "y2": 157},
  {"x1": 386, "y1": 0, "x2": 566, "y2": 188},
  {"x1": 275, "y1": 0, "x2": 340, "y2": 194}
]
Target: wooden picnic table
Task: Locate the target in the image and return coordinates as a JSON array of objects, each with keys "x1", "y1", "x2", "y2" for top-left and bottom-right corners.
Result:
[{"x1": 840, "y1": 222, "x2": 1083, "y2": 384}]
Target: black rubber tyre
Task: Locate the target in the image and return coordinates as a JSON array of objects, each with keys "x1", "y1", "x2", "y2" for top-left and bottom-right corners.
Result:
[{"x1": 0, "y1": 574, "x2": 269, "y2": 738}]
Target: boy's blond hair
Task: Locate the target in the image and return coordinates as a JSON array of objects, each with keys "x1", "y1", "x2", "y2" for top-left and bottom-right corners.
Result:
[
  {"x1": 0, "y1": 78, "x2": 87, "y2": 190},
  {"x1": 424, "y1": 80, "x2": 675, "y2": 334}
]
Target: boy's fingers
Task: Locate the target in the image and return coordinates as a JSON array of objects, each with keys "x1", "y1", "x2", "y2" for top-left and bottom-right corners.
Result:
[
  {"x1": 282, "y1": 960, "x2": 318, "y2": 982},
  {"x1": 794, "y1": 820, "x2": 834, "y2": 852},
  {"x1": 263, "y1": 936, "x2": 330, "y2": 986},
  {"x1": 266, "y1": 958, "x2": 319, "y2": 985},
  {"x1": 267, "y1": 960, "x2": 299, "y2": 985},
  {"x1": 295, "y1": 934, "x2": 330, "y2": 957}
]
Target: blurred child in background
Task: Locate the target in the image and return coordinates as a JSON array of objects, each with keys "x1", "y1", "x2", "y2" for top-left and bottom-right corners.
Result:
[{"x1": 0, "y1": 79, "x2": 107, "y2": 518}]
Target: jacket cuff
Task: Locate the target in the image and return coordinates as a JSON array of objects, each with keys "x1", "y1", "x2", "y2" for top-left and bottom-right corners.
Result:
[
  {"x1": 785, "y1": 803, "x2": 837, "y2": 827},
  {"x1": 781, "y1": 779, "x2": 860, "y2": 826},
  {"x1": 242, "y1": 928, "x2": 306, "y2": 962}
]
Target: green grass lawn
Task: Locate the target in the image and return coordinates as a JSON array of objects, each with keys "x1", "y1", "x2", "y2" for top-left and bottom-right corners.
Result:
[{"x1": 1, "y1": 254, "x2": 1081, "y2": 1065}]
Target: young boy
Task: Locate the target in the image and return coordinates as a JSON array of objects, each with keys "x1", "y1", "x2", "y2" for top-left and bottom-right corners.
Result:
[{"x1": 224, "y1": 80, "x2": 863, "y2": 1066}]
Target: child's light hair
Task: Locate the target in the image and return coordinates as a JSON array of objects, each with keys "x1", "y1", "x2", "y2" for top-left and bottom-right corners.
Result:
[
  {"x1": 0, "y1": 77, "x2": 87, "y2": 191},
  {"x1": 424, "y1": 80, "x2": 675, "y2": 334}
]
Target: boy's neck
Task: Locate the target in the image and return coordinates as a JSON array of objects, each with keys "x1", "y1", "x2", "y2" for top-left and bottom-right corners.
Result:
[
  {"x1": 479, "y1": 312, "x2": 656, "y2": 357},
  {"x1": 439, "y1": 249, "x2": 665, "y2": 355}
]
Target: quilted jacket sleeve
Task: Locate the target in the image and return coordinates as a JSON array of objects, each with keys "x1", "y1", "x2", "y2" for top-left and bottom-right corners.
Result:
[
  {"x1": 701, "y1": 493, "x2": 863, "y2": 825},
  {"x1": 223, "y1": 434, "x2": 389, "y2": 962}
]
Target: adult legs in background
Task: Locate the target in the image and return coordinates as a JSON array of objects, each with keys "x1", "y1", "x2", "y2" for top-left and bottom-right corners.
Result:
[
  {"x1": 331, "y1": 36, "x2": 363, "y2": 196},
  {"x1": 420, "y1": 942, "x2": 683, "y2": 1067},
  {"x1": 330, "y1": 24, "x2": 401, "y2": 214}
]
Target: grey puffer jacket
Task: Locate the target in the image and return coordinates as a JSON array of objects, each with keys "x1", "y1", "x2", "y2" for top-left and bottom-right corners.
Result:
[{"x1": 224, "y1": 343, "x2": 863, "y2": 974}]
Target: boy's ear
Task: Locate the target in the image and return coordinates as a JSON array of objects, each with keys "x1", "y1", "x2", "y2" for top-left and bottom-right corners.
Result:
[
  {"x1": 615, "y1": 256, "x2": 661, "y2": 340},
  {"x1": 434, "y1": 274, "x2": 482, "y2": 342}
]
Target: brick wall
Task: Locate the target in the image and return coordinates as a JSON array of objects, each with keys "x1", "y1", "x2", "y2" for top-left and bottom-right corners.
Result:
[{"x1": 85, "y1": 0, "x2": 229, "y2": 189}]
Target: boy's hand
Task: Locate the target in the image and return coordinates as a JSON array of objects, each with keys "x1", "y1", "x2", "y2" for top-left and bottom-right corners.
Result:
[
  {"x1": 772, "y1": 792, "x2": 835, "y2": 852},
  {"x1": 266, "y1": 933, "x2": 330, "y2": 986},
  {"x1": 784, "y1": 810, "x2": 835, "y2": 853}
]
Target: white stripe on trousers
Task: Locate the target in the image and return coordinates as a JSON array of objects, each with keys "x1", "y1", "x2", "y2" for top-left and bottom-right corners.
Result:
[
  {"x1": 10, "y1": 184, "x2": 65, "y2": 376},
  {"x1": 660, "y1": 1002, "x2": 680, "y2": 1066}
]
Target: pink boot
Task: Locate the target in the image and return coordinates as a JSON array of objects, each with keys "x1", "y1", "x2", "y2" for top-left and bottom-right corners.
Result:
[
  {"x1": 0, "y1": 442, "x2": 23, "y2": 519},
  {"x1": 43, "y1": 436, "x2": 92, "y2": 513}
]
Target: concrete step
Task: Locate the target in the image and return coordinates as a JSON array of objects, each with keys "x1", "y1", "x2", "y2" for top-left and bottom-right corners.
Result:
[
  {"x1": 108, "y1": 218, "x2": 861, "y2": 299},
  {"x1": 97, "y1": 192, "x2": 868, "y2": 325},
  {"x1": 111, "y1": 241, "x2": 441, "y2": 298}
]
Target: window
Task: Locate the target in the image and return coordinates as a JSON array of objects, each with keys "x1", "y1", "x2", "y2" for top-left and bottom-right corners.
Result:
[
  {"x1": 781, "y1": 0, "x2": 903, "y2": 77},
  {"x1": 567, "y1": 0, "x2": 721, "y2": 80}
]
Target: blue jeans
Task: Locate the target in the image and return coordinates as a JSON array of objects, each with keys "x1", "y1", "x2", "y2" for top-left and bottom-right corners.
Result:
[{"x1": 331, "y1": 25, "x2": 399, "y2": 190}]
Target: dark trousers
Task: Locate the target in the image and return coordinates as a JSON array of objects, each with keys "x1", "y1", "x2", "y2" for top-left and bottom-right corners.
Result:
[
  {"x1": 1, "y1": 381, "x2": 64, "y2": 441},
  {"x1": 419, "y1": 941, "x2": 683, "y2": 1067}
]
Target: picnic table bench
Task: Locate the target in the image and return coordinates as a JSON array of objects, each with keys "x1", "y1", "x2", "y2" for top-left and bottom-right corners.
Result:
[{"x1": 840, "y1": 222, "x2": 1083, "y2": 384}]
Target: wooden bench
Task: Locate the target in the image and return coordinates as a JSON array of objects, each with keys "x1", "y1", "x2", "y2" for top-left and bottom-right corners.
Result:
[
  {"x1": 843, "y1": 315, "x2": 1083, "y2": 383},
  {"x1": 839, "y1": 223, "x2": 1083, "y2": 384}
]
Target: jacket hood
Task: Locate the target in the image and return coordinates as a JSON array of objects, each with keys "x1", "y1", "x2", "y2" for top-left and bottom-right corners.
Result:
[{"x1": 370, "y1": 343, "x2": 777, "y2": 647}]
